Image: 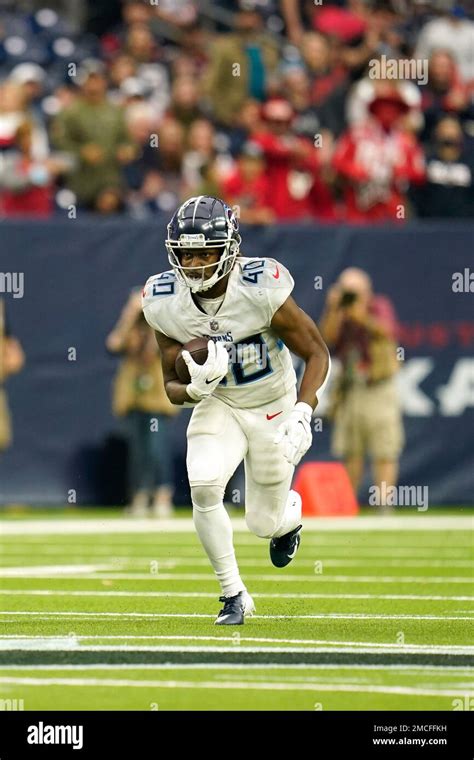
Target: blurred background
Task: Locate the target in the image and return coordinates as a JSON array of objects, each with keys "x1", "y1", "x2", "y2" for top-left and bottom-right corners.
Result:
[{"x1": 0, "y1": 0, "x2": 472, "y2": 510}]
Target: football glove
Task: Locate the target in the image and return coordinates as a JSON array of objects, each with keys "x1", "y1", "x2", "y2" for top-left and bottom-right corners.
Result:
[
  {"x1": 274, "y1": 402, "x2": 313, "y2": 466},
  {"x1": 183, "y1": 340, "x2": 229, "y2": 401}
]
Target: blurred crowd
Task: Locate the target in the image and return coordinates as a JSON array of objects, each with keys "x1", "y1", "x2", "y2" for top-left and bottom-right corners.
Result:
[{"x1": 0, "y1": 0, "x2": 473, "y2": 222}]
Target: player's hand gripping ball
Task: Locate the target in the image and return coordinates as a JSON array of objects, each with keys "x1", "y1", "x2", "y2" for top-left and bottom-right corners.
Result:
[
  {"x1": 178, "y1": 339, "x2": 229, "y2": 401},
  {"x1": 175, "y1": 338, "x2": 210, "y2": 383}
]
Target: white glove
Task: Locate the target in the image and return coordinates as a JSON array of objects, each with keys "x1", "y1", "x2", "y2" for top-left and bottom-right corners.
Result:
[
  {"x1": 274, "y1": 402, "x2": 313, "y2": 466},
  {"x1": 183, "y1": 340, "x2": 229, "y2": 401}
]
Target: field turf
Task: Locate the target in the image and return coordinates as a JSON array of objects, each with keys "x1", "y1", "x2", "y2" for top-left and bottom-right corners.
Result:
[{"x1": 0, "y1": 511, "x2": 472, "y2": 711}]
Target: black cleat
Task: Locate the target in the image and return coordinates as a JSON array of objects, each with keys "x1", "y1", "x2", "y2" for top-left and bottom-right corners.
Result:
[
  {"x1": 270, "y1": 524, "x2": 302, "y2": 568},
  {"x1": 214, "y1": 591, "x2": 255, "y2": 625}
]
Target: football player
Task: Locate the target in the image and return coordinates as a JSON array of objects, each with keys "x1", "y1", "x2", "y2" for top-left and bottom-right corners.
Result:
[{"x1": 142, "y1": 196, "x2": 330, "y2": 625}]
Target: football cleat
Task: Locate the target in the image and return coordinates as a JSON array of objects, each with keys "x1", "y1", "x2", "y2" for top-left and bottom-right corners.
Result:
[
  {"x1": 270, "y1": 524, "x2": 302, "y2": 568},
  {"x1": 214, "y1": 590, "x2": 256, "y2": 625}
]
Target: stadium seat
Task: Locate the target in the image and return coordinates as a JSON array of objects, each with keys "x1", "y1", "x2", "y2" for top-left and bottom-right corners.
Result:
[{"x1": 293, "y1": 462, "x2": 359, "y2": 516}]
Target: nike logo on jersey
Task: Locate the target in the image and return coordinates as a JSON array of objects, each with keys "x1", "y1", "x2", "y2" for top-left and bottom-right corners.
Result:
[
  {"x1": 272, "y1": 265, "x2": 280, "y2": 279},
  {"x1": 205, "y1": 376, "x2": 223, "y2": 384},
  {"x1": 266, "y1": 411, "x2": 283, "y2": 420}
]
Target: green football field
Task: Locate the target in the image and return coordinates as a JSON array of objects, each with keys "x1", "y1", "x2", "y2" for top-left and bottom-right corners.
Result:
[{"x1": 0, "y1": 510, "x2": 473, "y2": 711}]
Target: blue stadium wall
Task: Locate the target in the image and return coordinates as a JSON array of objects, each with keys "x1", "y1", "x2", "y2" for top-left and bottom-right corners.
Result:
[{"x1": 0, "y1": 218, "x2": 473, "y2": 506}]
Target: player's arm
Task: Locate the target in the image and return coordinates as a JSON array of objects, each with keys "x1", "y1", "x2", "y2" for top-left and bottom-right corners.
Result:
[
  {"x1": 153, "y1": 330, "x2": 196, "y2": 406},
  {"x1": 271, "y1": 295, "x2": 330, "y2": 411}
]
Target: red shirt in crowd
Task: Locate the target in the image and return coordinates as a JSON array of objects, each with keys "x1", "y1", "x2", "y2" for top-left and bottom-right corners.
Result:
[
  {"x1": 252, "y1": 130, "x2": 336, "y2": 221},
  {"x1": 222, "y1": 168, "x2": 273, "y2": 214},
  {"x1": 332, "y1": 121, "x2": 425, "y2": 222}
]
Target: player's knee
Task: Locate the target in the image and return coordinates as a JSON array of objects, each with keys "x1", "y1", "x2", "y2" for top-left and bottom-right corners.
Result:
[
  {"x1": 245, "y1": 510, "x2": 276, "y2": 539},
  {"x1": 191, "y1": 484, "x2": 224, "y2": 510}
]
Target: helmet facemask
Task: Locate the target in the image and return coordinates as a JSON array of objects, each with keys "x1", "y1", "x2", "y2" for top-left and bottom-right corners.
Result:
[{"x1": 166, "y1": 231, "x2": 241, "y2": 294}]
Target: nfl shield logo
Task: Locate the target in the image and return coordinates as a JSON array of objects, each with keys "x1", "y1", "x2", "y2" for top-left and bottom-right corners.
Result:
[{"x1": 209, "y1": 320, "x2": 219, "y2": 332}]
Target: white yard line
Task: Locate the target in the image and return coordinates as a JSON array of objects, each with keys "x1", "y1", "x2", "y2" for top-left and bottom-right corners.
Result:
[
  {"x1": 2, "y1": 556, "x2": 472, "y2": 568},
  {"x1": 1, "y1": 516, "x2": 472, "y2": 535},
  {"x1": 1, "y1": 548, "x2": 473, "y2": 562},
  {"x1": 1, "y1": 663, "x2": 470, "y2": 671},
  {"x1": 1, "y1": 611, "x2": 472, "y2": 621},
  {"x1": 0, "y1": 635, "x2": 472, "y2": 652},
  {"x1": 0, "y1": 565, "x2": 123, "y2": 577},
  {"x1": 0, "y1": 569, "x2": 471, "y2": 583},
  {"x1": 1, "y1": 645, "x2": 470, "y2": 656},
  {"x1": 0, "y1": 676, "x2": 466, "y2": 697},
  {"x1": 1, "y1": 590, "x2": 472, "y2": 601}
]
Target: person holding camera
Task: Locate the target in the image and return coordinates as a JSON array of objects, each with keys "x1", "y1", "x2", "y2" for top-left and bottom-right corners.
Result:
[
  {"x1": 107, "y1": 289, "x2": 180, "y2": 517},
  {"x1": 320, "y1": 268, "x2": 404, "y2": 506}
]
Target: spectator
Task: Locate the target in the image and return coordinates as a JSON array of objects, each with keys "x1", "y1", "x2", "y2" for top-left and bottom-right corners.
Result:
[
  {"x1": 108, "y1": 54, "x2": 138, "y2": 101},
  {"x1": 226, "y1": 98, "x2": 263, "y2": 157},
  {"x1": 300, "y1": 32, "x2": 347, "y2": 108},
  {"x1": 152, "y1": 0, "x2": 198, "y2": 33},
  {"x1": 0, "y1": 81, "x2": 48, "y2": 160},
  {"x1": 106, "y1": 290, "x2": 180, "y2": 517},
  {"x1": 201, "y1": 6, "x2": 279, "y2": 127},
  {"x1": 0, "y1": 300, "x2": 25, "y2": 454},
  {"x1": 123, "y1": 102, "x2": 160, "y2": 193},
  {"x1": 333, "y1": 85, "x2": 425, "y2": 222},
  {"x1": 222, "y1": 140, "x2": 275, "y2": 224},
  {"x1": 95, "y1": 186, "x2": 126, "y2": 214},
  {"x1": 9, "y1": 63, "x2": 48, "y2": 136},
  {"x1": 182, "y1": 118, "x2": 221, "y2": 192},
  {"x1": 51, "y1": 61, "x2": 135, "y2": 209},
  {"x1": 123, "y1": 23, "x2": 170, "y2": 117},
  {"x1": 411, "y1": 115, "x2": 474, "y2": 217},
  {"x1": 347, "y1": 77, "x2": 423, "y2": 134},
  {"x1": 0, "y1": 0, "x2": 470, "y2": 220},
  {"x1": 415, "y1": 5, "x2": 474, "y2": 84},
  {"x1": 125, "y1": 22, "x2": 160, "y2": 64},
  {"x1": 320, "y1": 267, "x2": 404, "y2": 511},
  {"x1": 155, "y1": 117, "x2": 185, "y2": 191},
  {"x1": 252, "y1": 97, "x2": 336, "y2": 220},
  {"x1": 0, "y1": 121, "x2": 57, "y2": 216},
  {"x1": 419, "y1": 50, "x2": 473, "y2": 142},
  {"x1": 281, "y1": 64, "x2": 323, "y2": 141},
  {"x1": 166, "y1": 76, "x2": 206, "y2": 136}
]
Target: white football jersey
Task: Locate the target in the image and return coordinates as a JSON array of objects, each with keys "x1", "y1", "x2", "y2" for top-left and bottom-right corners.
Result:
[{"x1": 142, "y1": 256, "x2": 297, "y2": 408}]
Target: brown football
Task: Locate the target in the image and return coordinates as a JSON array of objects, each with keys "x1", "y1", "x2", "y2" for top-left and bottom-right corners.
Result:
[{"x1": 175, "y1": 337, "x2": 209, "y2": 384}]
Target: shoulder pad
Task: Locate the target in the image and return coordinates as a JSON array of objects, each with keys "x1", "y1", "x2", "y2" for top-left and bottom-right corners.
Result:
[
  {"x1": 239, "y1": 258, "x2": 293, "y2": 290},
  {"x1": 142, "y1": 271, "x2": 177, "y2": 305}
]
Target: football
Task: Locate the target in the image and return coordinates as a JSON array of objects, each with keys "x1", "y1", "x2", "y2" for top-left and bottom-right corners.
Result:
[{"x1": 175, "y1": 337, "x2": 209, "y2": 383}]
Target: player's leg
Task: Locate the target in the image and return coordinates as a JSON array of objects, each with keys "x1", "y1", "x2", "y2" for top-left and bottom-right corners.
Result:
[
  {"x1": 241, "y1": 392, "x2": 303, "y2": 565},
  {"x1": 187, "y1": 396, "x2": 254, "y2": 621}
]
